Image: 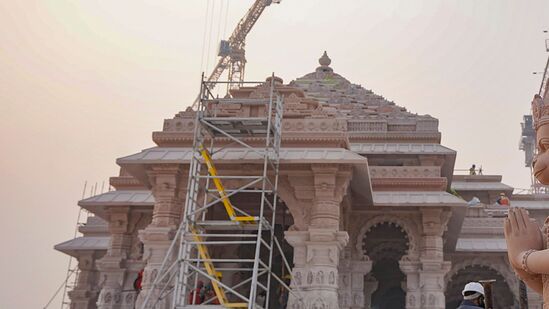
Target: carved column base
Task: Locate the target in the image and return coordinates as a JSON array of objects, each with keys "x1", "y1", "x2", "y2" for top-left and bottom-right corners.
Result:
[
  {"x1": 363, "y1": 275, "x2": 378, "y2": 309},
  {"x1": 399, "y1": 258, "x2": 421, "y2": 309},
  {"x1": 417, "y1": 260, "x2": 451, "y2": 309},
  {"x1": 135, "y1": 226, "x2": 177, "y2": 309},
  {"x1": 338, "y1": 253, "x2": 372, "y2": 309},
  {"x1": 96, "y1": 255, "x2": 127, "y2": 309},
  {"x1": 286, "y1": 229, "x2": 348, "y2": 309}
]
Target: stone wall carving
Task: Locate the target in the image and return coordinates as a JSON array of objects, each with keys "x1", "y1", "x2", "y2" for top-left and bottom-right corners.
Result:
[
  {"x1": 347, "y1": 120, "x2": 387, "y2": 132},
  {"x1": 368, "y1": 166, "x2": 441, "y2": 178}
]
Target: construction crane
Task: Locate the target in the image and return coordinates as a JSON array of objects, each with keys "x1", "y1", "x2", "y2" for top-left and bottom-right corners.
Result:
[{"x1": 192, "y1": 0, "x2": 281, "y2": 108}]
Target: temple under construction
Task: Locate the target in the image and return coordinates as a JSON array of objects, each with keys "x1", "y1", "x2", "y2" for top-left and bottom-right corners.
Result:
[{"x1": 54, "y1": 52, "x2": 549, "y2": 309}]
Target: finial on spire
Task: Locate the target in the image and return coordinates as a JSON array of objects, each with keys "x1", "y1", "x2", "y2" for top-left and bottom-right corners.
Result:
[{"x1": 319, "y1": 51, "x2": 331, "y2": 67}]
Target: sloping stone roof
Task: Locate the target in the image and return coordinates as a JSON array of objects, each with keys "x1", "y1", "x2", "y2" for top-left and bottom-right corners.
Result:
[
  {"x1": 54, "y1": 237, "x2": 110, "y2": 257},
  {"x1": 79, "y1": 190, "x2": 154, "y2": 206},
  {"x1": 117, "y1": 147, "x2": 367, "y2": 165},
  {"x1": 351, "y1": 143, "x2": 455, "y2": 155},
  {"x1": 290, "y1": 52, "x2": 438, "y2": 128}
]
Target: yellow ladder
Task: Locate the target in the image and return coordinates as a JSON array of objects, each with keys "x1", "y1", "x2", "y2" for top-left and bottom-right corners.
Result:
[{"x1": 199, "y1": 145, "x2": 256, "y2": 223}]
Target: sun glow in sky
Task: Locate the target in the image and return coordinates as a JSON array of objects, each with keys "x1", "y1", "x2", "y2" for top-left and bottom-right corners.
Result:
[{"x1": 0, "y1": 1, "x2": 548, "y2": 307}]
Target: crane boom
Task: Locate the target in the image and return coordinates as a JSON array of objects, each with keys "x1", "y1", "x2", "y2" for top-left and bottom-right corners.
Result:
[{"x1": 193, "y1": 0, "x2": 280, "y2": 107}]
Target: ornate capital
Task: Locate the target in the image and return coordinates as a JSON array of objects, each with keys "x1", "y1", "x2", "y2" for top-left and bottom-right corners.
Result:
[{"x1": 420, "y1": 208, "x2": 450, "y2": 237}]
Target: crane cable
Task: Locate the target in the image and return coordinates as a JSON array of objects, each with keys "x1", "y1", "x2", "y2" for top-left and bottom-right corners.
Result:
[
  {"x1": 205, "y1": 0, "x2": 216, "y2": 75},
  {"x1": 199, "y1": 0, "x2": 211, "y2": 75},
  {"x1": 201, "y1": 0, "x2": 230, "y2": 82},
  {"x1": 223, "y1": 0, "x2": 230, "y2": 39},
  {"x1": 215, "y1": 0, "x2": 225, "y2": 52}
]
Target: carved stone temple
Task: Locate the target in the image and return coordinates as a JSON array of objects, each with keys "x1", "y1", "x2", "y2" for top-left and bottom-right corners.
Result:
[{"x1": 55, "y1": 52, "x2": 547, "y2": 309}]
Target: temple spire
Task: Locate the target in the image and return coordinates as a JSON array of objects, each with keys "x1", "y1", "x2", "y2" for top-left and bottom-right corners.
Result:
[
  {"x1": 319, "y1": 51, "x2": 331, "y2": 67},
  {"x1": 317, "y1": 51, "x2": 333, "y2": 73}
]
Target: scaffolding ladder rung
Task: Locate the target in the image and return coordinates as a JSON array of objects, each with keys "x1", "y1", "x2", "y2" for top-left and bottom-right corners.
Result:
[
  {"x1": 195, "y1": 220, "x2": 270, "y2": 231},
  {"x1": 187, "y1": 240, "x2": 258, "y2": 245}
]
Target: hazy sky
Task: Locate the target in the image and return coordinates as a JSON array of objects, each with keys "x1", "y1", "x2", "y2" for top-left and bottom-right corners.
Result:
[{"x1": 1, "y1": 1, "x2": 548, "y2": 307}]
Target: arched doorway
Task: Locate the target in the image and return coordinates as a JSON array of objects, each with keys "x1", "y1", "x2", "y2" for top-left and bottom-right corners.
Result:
[
  {"x1": 363, "y1": 222, "x2": 409, "y2": 309},
  {"x1": 445, "y1": 265, "x2": 517, "y2": 309}
]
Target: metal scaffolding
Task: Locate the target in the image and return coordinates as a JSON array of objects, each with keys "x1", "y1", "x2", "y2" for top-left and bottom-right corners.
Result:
[{"x1": 141, "y1": 75, "x2": 295, "y2": 309}]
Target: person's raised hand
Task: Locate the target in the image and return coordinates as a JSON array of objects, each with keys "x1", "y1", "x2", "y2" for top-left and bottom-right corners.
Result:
[{"x1": 504, "y1": 208, "x2": 543, "y2": 269}]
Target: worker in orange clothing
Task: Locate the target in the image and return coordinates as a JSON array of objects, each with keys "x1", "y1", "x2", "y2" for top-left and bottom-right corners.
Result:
[
  {"x1": 133, "y1": 269, "x2": 144, "y2": 292},
  {"x1": 188, "y1": 280, "x2": 204, "y2": 305},
  {"x1": 496, "y1": 192, "x2": 510, "y2": 206}
]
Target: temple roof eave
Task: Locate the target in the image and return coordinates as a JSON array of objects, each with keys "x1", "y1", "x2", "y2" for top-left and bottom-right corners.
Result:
[
  {"x1": 371, "y1": 191, "x2": 466, "y2": 207},
  {"x1": 54, "y1": 236, "x2": 110, "y2": 257},
  {"x1": 117, "y1": 146, "x2": 370, "y2": 189},
  {"x1": 78, "y1": 190, "x2": 154, "y2": 220},
  {"x1": 451, "y1": 181, "x2": 514, "y2": 192}
]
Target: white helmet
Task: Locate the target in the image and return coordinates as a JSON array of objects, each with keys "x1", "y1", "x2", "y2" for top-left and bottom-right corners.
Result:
[{"x1": 462, "y1": 282, "x2": 485, "y2": 300}]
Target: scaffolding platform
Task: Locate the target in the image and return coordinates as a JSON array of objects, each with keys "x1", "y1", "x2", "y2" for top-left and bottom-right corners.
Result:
[{"x1": 201, "y1": 117, "x2": 272, "y2": 137}]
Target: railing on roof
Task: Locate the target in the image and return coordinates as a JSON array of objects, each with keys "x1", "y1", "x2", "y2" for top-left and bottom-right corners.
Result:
[{"x1": 454, "y1": 168, "x2": 484, "y2": 175}]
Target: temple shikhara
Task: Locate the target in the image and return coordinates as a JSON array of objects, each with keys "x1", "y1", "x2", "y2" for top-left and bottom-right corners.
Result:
[{"x1": 54, "y1": 52, "x2": 548, "y2": 309}]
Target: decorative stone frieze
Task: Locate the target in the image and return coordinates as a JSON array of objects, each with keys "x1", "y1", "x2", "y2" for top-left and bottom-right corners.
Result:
[{"x1": 368, "y1": 166, "x2": 441, "y2": 178}]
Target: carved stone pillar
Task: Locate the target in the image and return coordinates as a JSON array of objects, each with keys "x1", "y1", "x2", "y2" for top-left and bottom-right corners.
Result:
[
  {"x1": 338, "y1": 249, "x2": 372, "y2": 309},
  {"x1": 68, "y1": 252, "x2": 103, "y2": 309},
  {"x1": 286, "y1": 229, "x2": 348, "y2": 309},
  {"x1": 417, "y1": 209, "x2": 452, "y2": 309},
  {"x1": 363, "y1": 275, "x2": 378, "y2": 309},
  {"x1": 97, "y1": 207, "x2": 133, "y2": 309},
  {"x1": 135, "y1": 165, "x2": 186, "y2": 309},
  {"x1": 283, "y1": 164, "x2": 352, "y2": 309},
  {"x1": 399, "y1": 259, "x2": 421, "y2": 309}
]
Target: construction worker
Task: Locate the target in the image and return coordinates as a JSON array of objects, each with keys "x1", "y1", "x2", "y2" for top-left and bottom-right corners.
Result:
[
  {"x1": 203, "y1": 281, "x2": 220, "y2": 305},
  {"x1": 457, "y1": 282, "x2": 485, "y2": 308},
  {"x1": 469, "y1": 164, "x2": 477, "y2": 175},
  {"x1": 496, "y1": 192, "x2": 510, "y2": 206},
  {"x1": 133, "y1": 269, "x2": 144, "y2": 292},
  {"x1": 188, "y1": 280, "x2": 204, "y2": 305}
]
